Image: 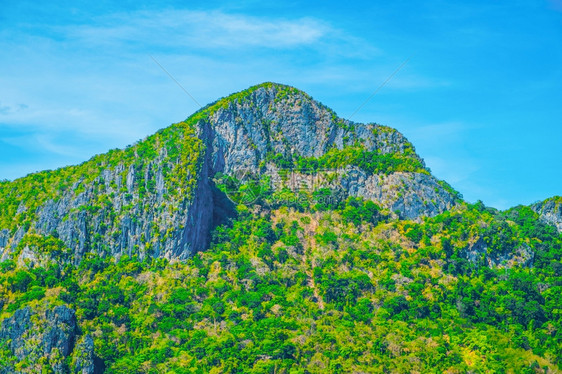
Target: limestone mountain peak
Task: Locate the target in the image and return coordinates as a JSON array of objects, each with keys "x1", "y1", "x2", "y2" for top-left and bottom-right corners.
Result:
[{"x1": 0, "y1": 83, "x2": 460, "y2": 263}]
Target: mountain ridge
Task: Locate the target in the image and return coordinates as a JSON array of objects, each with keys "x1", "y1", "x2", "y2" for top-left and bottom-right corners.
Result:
[{"x1": 0, "y1": 82, "x2": 462, "y2": 263}]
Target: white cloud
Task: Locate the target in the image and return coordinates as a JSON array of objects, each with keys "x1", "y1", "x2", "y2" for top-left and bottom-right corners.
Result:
[{"x1": 64, "y1": 10, "x2": 333, "y2": 50}]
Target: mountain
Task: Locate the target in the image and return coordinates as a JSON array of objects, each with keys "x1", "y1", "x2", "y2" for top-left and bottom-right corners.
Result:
[
  {"x1": 0, "y1": 82, "x2": 459, "y2": 264},
  {"x1": 0, "y1": 83, "x2": 560, "y2": 373}
]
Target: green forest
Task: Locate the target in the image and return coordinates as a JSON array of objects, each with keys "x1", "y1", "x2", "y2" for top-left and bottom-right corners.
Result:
[{"x1": 1, "y1": 196, "x2": 560, "y2": 373}]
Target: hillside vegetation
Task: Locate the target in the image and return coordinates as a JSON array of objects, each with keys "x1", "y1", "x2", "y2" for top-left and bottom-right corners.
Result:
[
  {"x1": 1, "y1": 197, "x2": 561, "y2": 373},
  {"x1": 0, "y1": 83, "x2": 560, "y2": 373}
]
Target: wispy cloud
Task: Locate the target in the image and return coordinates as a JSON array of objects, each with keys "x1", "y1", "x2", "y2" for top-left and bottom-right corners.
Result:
[{"x1": 61, "y1": 10, "x2": 334, "y2": 50}]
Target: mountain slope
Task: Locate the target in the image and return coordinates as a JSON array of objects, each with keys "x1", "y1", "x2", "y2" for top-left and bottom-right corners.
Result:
[
  {"x1": 0, "y1": 202, "x2": 560, "y2": 373},
  {"x1": 0, "y1": 82, "x2": 460, "y2": 264}
]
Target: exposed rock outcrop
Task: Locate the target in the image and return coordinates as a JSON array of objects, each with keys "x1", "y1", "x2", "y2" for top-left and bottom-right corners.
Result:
[
  {"x1": 0, "y1": 125, "x2": 209, "y2": 263},
  {"x1": 71, "y1": 335, "x2": 104, "y2": 374},
  {"x1": 206, "y1": 86, "x2": 424, "y2": 175},
  {"x1": 262, "y1": 166, "x2": 457, "y2": 219},
  {"x1": 462, "y1": 238, "x2": 534, "y2": 268},
  {"x1": 531, "y1": 197, "x2": 562, "y2": 233},
  {"x1": 0, "y1": 305, "x2": 102, "y2": 373},
  {"x1": 343, "y1": 169, "x2": 457, "y2": 219},
  {"x1": 201, "y1": 84, "x2": 459, "y2": 219}
]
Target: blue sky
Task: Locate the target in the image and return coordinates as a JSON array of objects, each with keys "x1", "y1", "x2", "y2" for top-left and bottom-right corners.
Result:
[{"x1": 1, "y1": 0, "x2": 561, "y2": 209}]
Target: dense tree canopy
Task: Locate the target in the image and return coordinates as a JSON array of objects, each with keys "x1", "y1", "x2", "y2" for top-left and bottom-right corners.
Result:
[{"x1": 1, "y1": 198, "x2": 560, "y2": 373}]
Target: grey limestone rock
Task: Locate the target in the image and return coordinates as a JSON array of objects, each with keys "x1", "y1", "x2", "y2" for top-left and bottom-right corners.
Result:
[
  {"x1": 531, "y1": 197, "x2": 562, "y2": 233},
  {"x1": 72, "y1": 335, "x2": 104, "y2": 374},
  {"x1": 0, "y1": 305, "x2": 102, "y2": 373},
  {"x1": 203, "y1": 84, "x2": 457, "y2": 219},
  {"x1": 462, "y1": 238, "x2": 534, "y2": 269}
]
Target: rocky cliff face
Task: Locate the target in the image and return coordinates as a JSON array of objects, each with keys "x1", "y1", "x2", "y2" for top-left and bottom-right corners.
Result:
[
  {"x1": 531, "y1": 197, "x2": 562, "y2": 233},
  {"x1": 205, "y1": 85, "x2": 423, "y2": 174},
  {"x1": 0, "y1": 82, "x2": 461, "y2": 263},
  {"x1": 0, "y1": 122, "x2": 209, "y2": 263},
  {"x1": 201, "y1": 84, "x2": 459, "y2": 219},
  {"x1": 0, "y1": 305, "x2": 102, "y2": 373}
]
